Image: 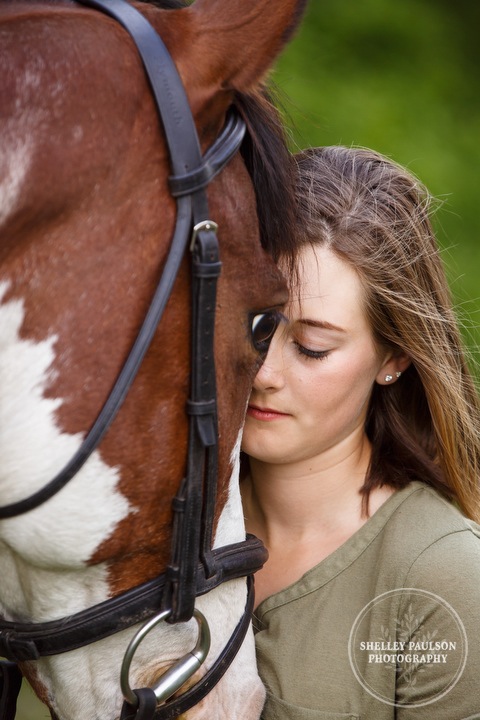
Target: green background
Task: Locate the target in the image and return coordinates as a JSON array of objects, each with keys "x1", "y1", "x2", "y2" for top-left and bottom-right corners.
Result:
[{"x1": 8, "y1": 0, "x2": 480, "y2": 717}]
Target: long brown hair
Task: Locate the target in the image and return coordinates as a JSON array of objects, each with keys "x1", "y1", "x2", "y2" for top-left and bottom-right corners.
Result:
[{"x1": 294, "y1": 146, "x2": 480, "y2": 520}]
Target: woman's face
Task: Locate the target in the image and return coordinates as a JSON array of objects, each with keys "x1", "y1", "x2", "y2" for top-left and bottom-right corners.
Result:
[{"x1": 242, "y1": 243, "x2": 392, "y2": 469}]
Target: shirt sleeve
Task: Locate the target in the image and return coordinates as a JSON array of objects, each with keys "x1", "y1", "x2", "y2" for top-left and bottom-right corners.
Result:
[{"x1": 395, "y1": 527, "x2": 480, "y2": 719}]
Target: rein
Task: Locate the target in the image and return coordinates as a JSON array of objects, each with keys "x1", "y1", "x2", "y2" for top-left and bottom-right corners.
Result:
[{"x1": 0, "y1": 1, "x2": 272, "y2": 718}]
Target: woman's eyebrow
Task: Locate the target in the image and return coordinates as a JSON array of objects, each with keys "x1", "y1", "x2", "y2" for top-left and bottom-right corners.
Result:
[{"x1": 296, "y1": 318, "x2": 346, "y2": 333}]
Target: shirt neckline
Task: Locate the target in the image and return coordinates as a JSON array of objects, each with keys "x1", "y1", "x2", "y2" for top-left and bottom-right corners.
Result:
[{"x1": 255, "y1": 481, "x2": 425, "y2": 619}]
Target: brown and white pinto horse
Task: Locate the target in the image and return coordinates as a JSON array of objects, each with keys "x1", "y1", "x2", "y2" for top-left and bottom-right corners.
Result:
[{"x1": 0, "y1": 1, "x2": 306, "y2": 718}]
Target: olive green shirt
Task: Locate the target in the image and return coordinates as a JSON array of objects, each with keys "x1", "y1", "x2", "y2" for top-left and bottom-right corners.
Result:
[{"x1": 254, "y1": 482, "x2": 480, "y2": 719}]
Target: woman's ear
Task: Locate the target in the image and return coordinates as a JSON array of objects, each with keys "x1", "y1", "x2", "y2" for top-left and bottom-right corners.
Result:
[{"x1": 376, "y1": 352, "x2": 412, "y2": 386}]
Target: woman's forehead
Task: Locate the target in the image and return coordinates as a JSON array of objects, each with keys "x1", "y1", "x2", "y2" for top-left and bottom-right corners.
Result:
[
  {"x1": 288, "y1": 244, "x2": 367, "y2": 326},
  {"x1": 291, "y1": 245, "x2": 364, "y2": 303}
]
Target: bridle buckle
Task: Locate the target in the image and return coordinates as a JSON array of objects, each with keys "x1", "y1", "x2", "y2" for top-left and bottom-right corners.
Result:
[{"x1": 190, "y1": 220, "x2": 218, "y2": 252}]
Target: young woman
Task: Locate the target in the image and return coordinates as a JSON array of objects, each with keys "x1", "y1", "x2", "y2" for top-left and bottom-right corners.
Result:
[{"x1": 241, "y1": 146, "x2": 480, "y2": 719}]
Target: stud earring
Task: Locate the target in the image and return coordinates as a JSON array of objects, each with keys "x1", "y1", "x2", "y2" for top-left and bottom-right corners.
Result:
[
  {"x1": 396, "y1": 371, "x2": 402, "y2": 379},
  {"x1": 385, "y1": 374, "x2": 393, "y2": 382}
]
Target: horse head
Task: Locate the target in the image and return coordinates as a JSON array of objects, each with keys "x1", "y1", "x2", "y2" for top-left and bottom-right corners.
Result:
[{"x1": 0, "y1": 1, "x2": 306, "y2": 718}]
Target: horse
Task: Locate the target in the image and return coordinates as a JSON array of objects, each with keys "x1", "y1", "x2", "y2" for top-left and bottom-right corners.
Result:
[{"x1": 0, "y1": 0, "x2": 307, "y2": 718}]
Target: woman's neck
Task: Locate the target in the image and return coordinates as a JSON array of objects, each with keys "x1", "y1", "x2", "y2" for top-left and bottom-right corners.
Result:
[
  {"x1": 242, "y1": 431, "x2": 395, "y2": 606},
  {"x1": 243, "y1": 430, "x2": 382, "y2": 546}
]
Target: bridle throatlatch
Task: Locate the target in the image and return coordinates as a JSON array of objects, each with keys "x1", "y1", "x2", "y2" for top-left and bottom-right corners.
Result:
[{"x1": 0, "y1": 1, "x2": 270, "y2": 718}]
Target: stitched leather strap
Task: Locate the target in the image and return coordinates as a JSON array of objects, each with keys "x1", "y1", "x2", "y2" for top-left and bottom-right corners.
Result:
[
  {"x1": 0, "y1": 536, "x2": 267, "y2": 662},
  {"x1": 164, "y1": 225, "x2": 222, "y2": 622}
]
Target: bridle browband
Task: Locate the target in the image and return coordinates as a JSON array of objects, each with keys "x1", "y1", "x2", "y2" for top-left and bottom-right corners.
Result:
[{"x1": 0, "y1": 1, "x2": 272, "y2": 718}]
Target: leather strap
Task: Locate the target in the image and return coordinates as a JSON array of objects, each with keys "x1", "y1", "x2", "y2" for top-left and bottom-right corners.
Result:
[
  {"x1": 0, "y1": 536, "x2": 266, "y2": 662},
  {"x1": 81, "y1": 0, "x2": 203, "y2": 176},
  {"x1": 0, "y1": 662, "x2": 22, "y2": 720},
  {"x1": 164, "y1": 226, "x2": 222, "y2": 622},
  {"x1": 120, "y1": 688, "x2": 158, "y2": 720},
  {"x1": 168, "y1": 113, "x2": 247, "y2": 198}
]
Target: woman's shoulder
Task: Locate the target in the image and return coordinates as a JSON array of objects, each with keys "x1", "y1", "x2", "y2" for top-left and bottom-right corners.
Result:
[
  {"x1": 385, "y1": 480, "x2": 479, "y2": 539},
  {"x1": 381, "y1": 481, "x2": 480, "y2": 580}
]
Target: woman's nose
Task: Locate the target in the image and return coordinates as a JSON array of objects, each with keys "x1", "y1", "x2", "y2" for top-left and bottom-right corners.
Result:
[{"x1": 253, "y1": 330, "x2": 286, "y2": 391}]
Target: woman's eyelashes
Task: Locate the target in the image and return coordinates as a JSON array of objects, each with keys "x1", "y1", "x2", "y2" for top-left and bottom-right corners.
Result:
[{"x1": 293, "y1": 340, "x2": 330, "y2": 360}]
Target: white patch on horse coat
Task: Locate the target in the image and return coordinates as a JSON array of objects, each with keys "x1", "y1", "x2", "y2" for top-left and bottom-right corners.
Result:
[
  {"x1": 212, "y1": 433, "x2": 245, "y2": 548},
  {"x1": 0, "y1": 289, "x2": 263, "y2": 719},
  {"x1": 0, "y1": 282, "x2": 132, "y2": 715},
  {"x1": 0, "y1": 139, "x2": 32, "y2": 227},
  {"x1": 0, "y1": 282, "x2": 131, "y2": 573}
]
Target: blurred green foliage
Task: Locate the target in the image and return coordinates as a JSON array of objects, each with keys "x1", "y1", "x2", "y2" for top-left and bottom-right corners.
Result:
[
  {"x1": 13, "y1": 682, "x2": 47, "y2": 720},
  {"x1": 273, "y1": 0, "x2": 480, "y2": 376}
]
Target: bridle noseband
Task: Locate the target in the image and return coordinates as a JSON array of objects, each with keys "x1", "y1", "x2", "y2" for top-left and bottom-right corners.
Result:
[{"x1": 0, "y1": 1, "x2": 277, "y2": 718}]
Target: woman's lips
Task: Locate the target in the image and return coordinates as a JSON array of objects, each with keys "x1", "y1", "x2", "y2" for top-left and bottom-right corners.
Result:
[{"x1": 247, "y1": 404, "x2": 290, "y2": 421}]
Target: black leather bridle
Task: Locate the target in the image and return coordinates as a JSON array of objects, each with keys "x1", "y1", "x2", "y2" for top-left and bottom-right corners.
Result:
[{"x1": 0, "y1": 1, "x2": 279, "y2": 718}]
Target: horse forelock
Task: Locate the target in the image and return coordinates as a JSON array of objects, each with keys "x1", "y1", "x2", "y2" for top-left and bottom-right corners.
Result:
[{"x1": 235, "y1": 88, "x2": 296, "y2": 266}]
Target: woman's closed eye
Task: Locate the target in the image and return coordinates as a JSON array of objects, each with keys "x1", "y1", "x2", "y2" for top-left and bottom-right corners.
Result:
[{"x1": 293, "y1": 340, "x2": 330, "y2": 360}]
